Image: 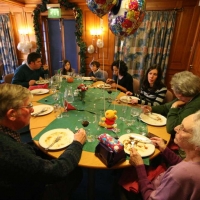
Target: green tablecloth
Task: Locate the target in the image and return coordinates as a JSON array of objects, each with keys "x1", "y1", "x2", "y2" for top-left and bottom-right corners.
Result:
[{"x1": 33, "y1": 79, "x2": 149, "y2": 165}]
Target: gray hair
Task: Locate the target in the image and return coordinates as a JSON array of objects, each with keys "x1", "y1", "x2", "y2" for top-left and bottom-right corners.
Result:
[
  {"x1": 170, "y1": 71, "x2": 200, "y2": 96},
  {"x1": 189, "y1": 110, "x2": 200, "y2": 147},
  {"x1": 0, "y1": 84, "x2": 31, "y2": 120}
]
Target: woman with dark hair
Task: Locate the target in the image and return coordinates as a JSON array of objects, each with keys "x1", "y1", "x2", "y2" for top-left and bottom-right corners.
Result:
[
  {"x1": 61, "y1": 59, "x2": 75, "y2": 75},
  {"x1": 106, "y1": 60, "x2": 133, "y2": 93},
  {"x1": 127, "y1": 65, "x2": 167, "y2": 106}
]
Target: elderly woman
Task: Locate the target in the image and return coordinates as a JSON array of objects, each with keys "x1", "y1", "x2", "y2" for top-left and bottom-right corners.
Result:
[
  {"x1": 106, "y1": 60, "x2": 134, "y2": 93},
  {"x1": 142, "y1": 71, "x2": 200, "y2": 136},
  {"x1": 127, "y1": 64, "x2": 167, "y2": 106},
  {"x1": 127, "y1": 111, "x2": 200, "y2": 200},
  {"x1": 0, "y1": 84, "x2": 86, "y2": 199}
]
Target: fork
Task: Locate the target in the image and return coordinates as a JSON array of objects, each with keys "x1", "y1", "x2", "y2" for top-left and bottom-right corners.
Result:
[
  {"x1": 33, "y1": 107, "x2": 47, "y2": 117},
  {"x1": 45, "y1": 136, "x2": 62, "y2": 151}
]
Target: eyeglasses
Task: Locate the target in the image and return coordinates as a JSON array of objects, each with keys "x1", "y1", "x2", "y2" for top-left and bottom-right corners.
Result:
[
  {"x1": 177, "y1": 124, "x2": 192, "y2": 134},
  {"x1": 18, "y1": 103, "x2": 33, "y2": 110}
]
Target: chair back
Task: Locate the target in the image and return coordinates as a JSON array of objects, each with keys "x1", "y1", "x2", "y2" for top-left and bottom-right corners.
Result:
[
  {"x1": 133, "y1": 78, "x2": 140, "y2": 94},
  {"x1": 103, "y1": 70, "x2": 108, "y2": 80},
  {"x1": 163, "y1": 90, "x2": 174, "y2": 103},
  {"x1": 4, "y1": 73, "x2": 14, "y2": 83}
]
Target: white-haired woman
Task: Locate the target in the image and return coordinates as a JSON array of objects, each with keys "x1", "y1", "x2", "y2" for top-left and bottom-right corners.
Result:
[
  {"x1": 142, "y1": 71, "x2": 200, "y2": 137},
  {"x1": 127, "y1": 111, "x2": 200, "y2": 199},
  {"x1": 0, "y1": 84, "x2": 86, "y2": 199}
]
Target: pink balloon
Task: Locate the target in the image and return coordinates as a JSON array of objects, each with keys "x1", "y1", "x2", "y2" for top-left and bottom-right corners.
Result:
[
  {"x1": 108, "y1": 0, "x2": 146, "y2": 37},
  {"x1": 86, "y1": 0, "x2": 117, "y2": 18}
]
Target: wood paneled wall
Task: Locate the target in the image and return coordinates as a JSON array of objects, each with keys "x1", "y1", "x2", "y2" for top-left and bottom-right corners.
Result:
[{"x1": 0, "y1": 0, "x2": 199, "y2": 83}]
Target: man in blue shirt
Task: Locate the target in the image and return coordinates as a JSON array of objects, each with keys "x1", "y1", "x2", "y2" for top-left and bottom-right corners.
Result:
[{"x1": 12, "y1": 52, "x2": 49, "y2": 88}]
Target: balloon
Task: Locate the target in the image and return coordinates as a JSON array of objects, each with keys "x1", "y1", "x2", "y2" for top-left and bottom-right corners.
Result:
[
  {"x1": 87, "y1": 45, "x2": 95, "y2": 54},
  {"x1": 24, "y1": 41, "x2": 32, "y2": 49},
  {"x1": 17, "y1": 42, "x2": 26, "y2": 51},
  {"x1": 108, "y1": 0, "x2": 146, "y2": 37},
  {"x1": 86, "y1": 0, "x2": 117, "y2": 18},
  {"x1": 96, "y1": 39, "x2": 104, "y2": 48},
  {"x1": 21, "y1": 48, "x2": 30, "y2": 54}
]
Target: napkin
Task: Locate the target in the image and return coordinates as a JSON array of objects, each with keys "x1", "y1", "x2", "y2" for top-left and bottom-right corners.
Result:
[
  {"x1": 64, "y1": 100, "x2": 76, "y2": 111},
  {"x1": 29, "y1": 84, "x2": 48, "y2": 90},
  {"x1": 98, "y1": 133, "x2": 124, "y2": 153},
  {"x1": 118, "y1": 163, "x2": 166, "y2": 193}
]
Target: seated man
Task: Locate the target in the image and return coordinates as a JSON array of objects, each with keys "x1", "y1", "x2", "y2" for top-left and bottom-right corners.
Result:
[
  {"x1": 0, "y1": 84, "x2": 86, "y2": 199},
  {"x1": 89, "y1": 61, "x2": 107, "y2": 82},
  {"x1": 12, "y1": 52, "x2": 49, "y2": 88}
]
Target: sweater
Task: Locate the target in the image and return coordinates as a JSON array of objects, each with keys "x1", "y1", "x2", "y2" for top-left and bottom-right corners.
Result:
[
  {"x1": 89, "y1": 69, "x2": 107, "y2": 82},
  {"x1": 0, "y1": 131, "x2": 83, "y2": 199},
  {"x1": 138, "y1": 86, "x2": 167, "y2": 106},
  {"x1": 12, "y1": 64, "x2": 49, "y2": 88},
  {"x1": 113, "y1": 73, "x2": 133, "y2": 93},
  {"x1": 136, "y1": 147, "x2": 200, "y2": 200},
  {"x1": 152, "y1": 93, "x2": 200, "y2": 136}
]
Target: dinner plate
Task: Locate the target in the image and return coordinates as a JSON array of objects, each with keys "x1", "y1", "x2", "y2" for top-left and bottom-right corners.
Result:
[
  {"x1": 97, "y1": 83, "x2": 111, "y2": 89},
  {"x1": 140, "y1": 113, "x2": 166, "y2": 126},
  {"x1": 31, "y1": 105, "x2": 53, "y2": 116},
  {"x1": 39, "y1": 128, "x2": 74, "y2": 150},
  {"x1": 82, "y1": 77, "x2": 92, "y2": 81},
  {"x1": 35, "y1": 80, "x2": 49, "y2": 84},
  {"x1": 118, "y1": 133, "x2": 155, "y2": 157},
  {"x1": 120, "y1": 96, "x2": 139, "y2": 104},
  {"x1": 30, "y1": 89, "x2": 49, "y2": 95}
]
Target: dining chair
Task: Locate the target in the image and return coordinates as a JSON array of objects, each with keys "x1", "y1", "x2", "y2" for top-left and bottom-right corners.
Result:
[
  {"x1": 103, "y1": 70, "x2": 108, "y2": 80},
  {"x1": 3, "y1": 73, "x2": 14, "y2": 83},
  {"x1": 163, "y1": 89, "x2": 174, "y2": 103},
  {"x1": 133, "y1": 78, "x2": 140, "y2": 94}
]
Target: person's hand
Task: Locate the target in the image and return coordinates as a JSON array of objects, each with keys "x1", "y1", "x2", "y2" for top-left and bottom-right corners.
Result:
[
  {"x1": 150, "y1": 137, "x2": 166, "y2": 152},
  {"x1": 29, "y1": 80, "x2": 36, "y2": 86},
  {"x1": 130, "y1": 99, "x2": 138, "y2": 104},
  {"x1": 74, "y1": 128, "x2": 86, "y2": 145},
  {"x1": 171, "y1": 100, "x2": 186, "y2": 108},
  {"x1": 43, "y1": 64, "x2": 49, "y2": 70},
  {"x1": 126, "y1": 91, "x2": 133, "y2": 96},
  {"x1": 106, "y1": 78, "x2": 114, "y2": 84},
  {"x1": 129, "y1": 148, "x2": 143, "y2": 166},
  {"x1": 141, "y1": 105, "x2": 152, "y2": 113},
  {"x1": 91, "y1": 76, "x2": 97, "y2": 81}
]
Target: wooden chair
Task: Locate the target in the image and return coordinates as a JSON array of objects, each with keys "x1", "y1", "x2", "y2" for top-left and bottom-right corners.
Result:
[
  {"x1": 102, "y1": 70, "x2": 108, "y2": 80},
  {"x1": 133, "y1": 78, "x2": 140, "y2": 94},
  {"x1": 3, "y1": 73, "x2": 14, "y2": 83},
  {"x1": 163, "y1": 89, "x2": 174, "y2": 103}
]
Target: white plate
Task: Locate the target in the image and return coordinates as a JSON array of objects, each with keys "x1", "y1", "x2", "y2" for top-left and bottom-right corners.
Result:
[
  {"x1": 120, "y1": 96, "x2": 139, "y2": 104},
  {"x1": 30, "y1": 89, "x2": 49, "y2": 95},
  {"x1": 82, "y1": 77, "x2": 92, "y2": 81},
  {"x1": 97, "y1": 83, "x2": 111, "y2": 89},
  {"x1": 39, "y1": 128, "x2": 74, "y2": 150},
  {"x1": 118, "y1": 133, "x2": 155, "y2": 157},
  {"x1": 140, "y1": 113, "x2": 166, "y2": 126},
  {"x1": 35, "y1": 80, "x2": 49, "y2": 84},
  {"x1": 31, "y1": 105, "x2": 53, "y2": 116}
]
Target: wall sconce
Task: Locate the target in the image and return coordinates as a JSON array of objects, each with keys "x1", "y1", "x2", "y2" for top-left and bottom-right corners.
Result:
[{"x1": 87, "y1": 29, "x2": 104, "y2": 54}]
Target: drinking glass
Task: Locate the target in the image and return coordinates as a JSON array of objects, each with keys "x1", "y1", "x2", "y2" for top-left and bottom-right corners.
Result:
[
  {"x1": 107, "y1": 89, "x2": 113, "y2": 103},
  {"x1": 54, "y1": 104, "x2": 63, "y2": 119},
  {"x1": 66, "y1": 87, "x2": 74, "y2": 103}
]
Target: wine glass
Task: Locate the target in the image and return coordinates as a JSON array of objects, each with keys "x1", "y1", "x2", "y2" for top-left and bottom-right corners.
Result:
[{"x1": 107, "y1": 89, "x2": 112, "y2": 103}]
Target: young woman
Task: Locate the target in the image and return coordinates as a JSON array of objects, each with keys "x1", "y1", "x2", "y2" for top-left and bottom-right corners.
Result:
[
  {"x1": 127, "y1": 65, "x2": 167, "y2": 106},
  {"x1": 106, "y1": 60, "x2": 133, "y2": 93},
  {"x1": 61, "y1": 59, "x2": 75, "y2": 75}
]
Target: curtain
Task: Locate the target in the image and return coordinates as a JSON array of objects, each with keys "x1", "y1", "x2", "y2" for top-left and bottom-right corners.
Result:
[
  {"x1": 114, "y1": 10, "x2": 177, "y2": 81},
  {"x1": 0, "y1": 14, "x2": 18, "y2": 77}
]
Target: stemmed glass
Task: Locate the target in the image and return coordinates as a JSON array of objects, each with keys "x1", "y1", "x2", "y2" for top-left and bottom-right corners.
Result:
[
  {"x1": 131, "y1": 107, "x2": 142, "y2": 131},
  {"x1": 107, "y1": 89, "x2": 112, "y2": 103}
]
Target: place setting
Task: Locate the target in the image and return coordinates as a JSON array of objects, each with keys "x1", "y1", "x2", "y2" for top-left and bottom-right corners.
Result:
[
  {"x1": 30, "y1": 88, "x2": 50, "y2": 95},
  {"x1": 31, "y1": 104, "x2": 54, "y2": 117}
]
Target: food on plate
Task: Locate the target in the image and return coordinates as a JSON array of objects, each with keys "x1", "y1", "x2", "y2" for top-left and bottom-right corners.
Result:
[
  {"x1": 36, "y1": 80, "x2": 48, "y2": 84},
  {"x1": 98, "y1": 83, "x2": 111, "y2": 88},
  {"x1": 146, "y1": 113, "x2": 162, "y2": 121},
  {"x1": 44, "y1": 131, "x2": 68, "y2": 148},
  {"x1": 123, "y1": 136, "x2": 149, "y2": 153}
]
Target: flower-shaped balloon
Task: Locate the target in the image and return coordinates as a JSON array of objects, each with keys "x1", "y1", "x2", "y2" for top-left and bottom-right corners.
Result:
[
  {"x1": 86, "y1": 0, "x2": 117, "y2": 18},
  {"x1": 108, "y1": 0, "x2": 146, "y2": 37}
]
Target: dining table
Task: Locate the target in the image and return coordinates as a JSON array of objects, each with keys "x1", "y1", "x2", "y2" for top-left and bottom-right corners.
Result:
[{"x1": 30, "y1": 78, "x2": 171, "y2": 200}]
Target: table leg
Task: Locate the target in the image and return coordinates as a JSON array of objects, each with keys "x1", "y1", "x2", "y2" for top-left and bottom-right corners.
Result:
[{"x1": 87, "y1": 168, "x2": 95, "y2": 200}]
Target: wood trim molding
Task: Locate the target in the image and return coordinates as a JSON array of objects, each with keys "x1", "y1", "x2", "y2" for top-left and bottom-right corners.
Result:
[{"x1": 0, "y1": 0, "x2": 25, "y2": 7}]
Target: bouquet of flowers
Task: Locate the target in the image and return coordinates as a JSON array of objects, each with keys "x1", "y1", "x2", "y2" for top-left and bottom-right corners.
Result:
[{"x1": 77, "y1": 84, "x2": 88, "y2": 101}]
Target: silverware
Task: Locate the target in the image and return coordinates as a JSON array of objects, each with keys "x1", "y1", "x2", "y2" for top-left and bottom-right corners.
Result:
[
  {"x1": 131, "y1": 141, "x2": 135, "y2": 147},
  {"x1": 45, "y1": 136, "x2": 62, "y2": 151},
  {"x1": 33, "y1": 107, "x2": 48, "y2": 117}
]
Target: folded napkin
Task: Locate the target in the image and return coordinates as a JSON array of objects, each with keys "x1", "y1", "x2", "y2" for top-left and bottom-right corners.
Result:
[
  {"x1": 118, "y1": 163, "x2": 166, "y2": 193},
  {"x1": 64, "y1": 100, "x2": 76, "y2": 111},
  {"x1": 98, "y1": 133, "x2": 124, "y2": 153},
  {"x1": 29, "y1": 84, "x2": 48, "y2": 90}
]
